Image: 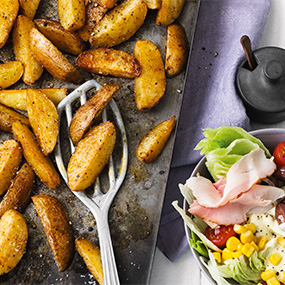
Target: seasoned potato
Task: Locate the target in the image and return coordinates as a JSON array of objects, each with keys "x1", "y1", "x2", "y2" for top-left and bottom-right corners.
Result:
[
  {"x1": 76, "y1": 237, "x2": 104, "y2": 285},
  {"x1": 76, "y1": 48, "x2": 141, "y2": 78},
  {"x1": 136, "y1": 116, "x2": 176, "y2": 163},
  {"x1": 89, "y1": 0, "x2": 148, "y2": 48},
  {"x1": 144, "y1": 0, "x2": 161, "y2": 9},
  {"x1": 134, "y1": 40, "x2": 166, "y2": 110},
  {"x1": 67, "y1": 121, "x2": 116, "y2": 191},
  {"x1": 0, "y1": 61, "x2": 23, "y2": 90},
  {"x1": 0, "y1": 209, "x2": 28, "y2": 275},
  {"x1": 34, "y1": 19, "x2": 86, "y2": 55},
  {"x1": 70, "y1": 84, "x2": 120, "y2": 145},
  {"x1": 0, "y1": 0, "x2": 19, "y2": 48},
  {"x1": 165, "y1": 23, "x2": 188, "y2": 77},
  {"x1": 0, "y1": 163, "x2": 35, "y2": 218},
  {"x1": 0, "y1": 103, "x2": 30, "y2": 133},
  {"x1": 156, "y1": 0, "x2": 185, "y2": 26},
  {"x1": 32, "y1": 194, "x2": 74, "y2": 272},
  {"x1": 30, "y1": 28, "x2": 83, "y2": 84},
  {"x1": 19, "y1": 0, "x2": 41, "y2": 19},
  {"x1": 13, "y1": 15, "x2": 44, "y2": 85},
  {"x1": 26, "y1": 89, "x2": 58, "y2": 156},
  {"x1": 58, "y1": 0, "x2": 85, "y2": 32},
  {"x1": 0, "y1": 140, "x2": 22, "y2": 196},
  {"x1": 12, "y1": 121, "x2": 61, "y2": 189},
  {"x1": 97, "y1": 0, "x2": 117, "y2": 9}
]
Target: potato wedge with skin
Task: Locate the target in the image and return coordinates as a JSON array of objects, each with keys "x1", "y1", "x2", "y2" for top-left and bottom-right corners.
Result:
[
  {"x1": 19, "y1": 0, "x2": 41, "y2": 19},
  {"x1": 76, "y1": 237, "x2": 104, "y2": 285},
  {"x1": 76, "y1": 48, "x2": 141, "y2": 78},
  {"x1": 0, "y1": 0, "x2": 19, "y2": 49},
  {"x1": 0, "y1": 209, "x2": 28, "y2": 275},
  {"x1": 0, "y1": 163, "x2": 35, "y2": 218},
  {"x1": 70, "y1": 84, "x2": 120, "y2": 145},
  {"x1": 0, "y1": 140, "x2": 22, "y2": 196},
  {"x1": 0, "y1": 61, "x2": 23, "y2": 90},
  {"x1": 32, "y1": 194, "x2": 74, "y2": 272},
  {"x1": 144, "y1": 0, "x2": 161, "y2": 9},
  {"x1": 67, "y1": 121, "x2": 116, "y2": 191},
  {"x1": 136, "y1": 116, "x2": 176, "y2": 163},
  {"x1": 134, "y1": 40, "x2": 166, "y2": 110},
  {"x1": 34, "y1": 19, "x2": 86, "y2": 56},
  {"x1": 89, "y1": 0, "x2": 148, "y2": 48},
  {"x1": 156, "y1": 0, "x2": 185, "y2": 26},
  {"x1": 97, "y1": 0, "x2": 117, "y2": 9},
  {"x1": 30, "y1": 28, "x2": 83, "y2": 84},
  {"x1": 58, "y1": 0, "x2": 85, "y2": 32},
  {"x1": 165, "y1": 23, "x2": 188, "y2": 77},
  {"x1": 27, "y1": 89, "x2": 59, "y2": 156},
  {"x1": 0, "y1": 103, "x2": 30, "y2": 133},
  {"x1": 12, "y1": 121, "x2": 60, "y2": 189}
]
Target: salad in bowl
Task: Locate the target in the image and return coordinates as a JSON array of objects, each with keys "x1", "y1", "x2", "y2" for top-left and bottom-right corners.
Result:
[{"x1": 173, "y1": 127, "x2": 285, "y2": 285}]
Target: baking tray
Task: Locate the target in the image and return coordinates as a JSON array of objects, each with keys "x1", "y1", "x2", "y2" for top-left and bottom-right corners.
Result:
[{"x1": 0, "y1": 0, "x2": 200, "y2": 284}]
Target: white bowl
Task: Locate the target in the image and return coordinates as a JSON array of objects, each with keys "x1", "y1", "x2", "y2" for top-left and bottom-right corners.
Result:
[{"x1": 183, "y1": 128, "x2": 285, "y2": 285}]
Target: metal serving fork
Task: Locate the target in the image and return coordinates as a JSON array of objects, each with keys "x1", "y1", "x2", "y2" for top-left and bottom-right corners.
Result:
[{"x1": 54, "y1": 79, "x2": 128, "y2": 285}]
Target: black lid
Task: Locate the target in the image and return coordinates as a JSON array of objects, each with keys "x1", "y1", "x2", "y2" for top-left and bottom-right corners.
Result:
[{"x1": 236, "y1": 46, "x2": 285, "y2": 123}]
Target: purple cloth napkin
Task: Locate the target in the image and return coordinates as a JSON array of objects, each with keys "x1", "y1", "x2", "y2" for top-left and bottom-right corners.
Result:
[{"x1": 157, "y1": 0, "x2": 271, "y2": 262}]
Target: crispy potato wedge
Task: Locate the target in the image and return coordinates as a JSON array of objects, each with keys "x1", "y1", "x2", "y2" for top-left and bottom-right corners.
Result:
[
  {"x1": 0, "y1": 140, "x2": 22, "y2": 196},
  {"x1": 165, "y1": 23, "x2": 188, "y2": 77},
  {"x1": 70, "y1": 84, "x2": 120, "y2": 145},
  {"x1": 0, "y1": 0, "x2": 19, "y2": 48},
  {"x1": 134, "y1": 40, "x2": 166, "y2": 110},
  {"x1": 89, "y1": 0, "x2": 148, "y2": 48},
  {"x1": 13, "y1": 15, "x2": 44, "y2": 85},
  {"x1": 156, "y1": 0, "x2": 185, "y2": 26},
  {"x1": 12, "y1": 121, "x2": 60, "y2": 189},
  {"x1": 67, "y1": 121, "x2": 116, "y2": 191},
  {"x1": 144, "y1": 0, "x2": 161, "y2": 9},
  {"x1": 30, "y1": 28, "x2": 83, "y2": 84},
  {"x1": 0, "y1": 61, "x2": 23, "y2": 90},
  {"x1": 0, "y1": 103, "x2": 30, "y2": 133},
  {"x1": 76, "y1": 237, "x2": 104, "y2": 285},
  {"x1": 32, "y1": 194, "x2": 74, "y2": 272},
  {"x1": 19, "y1": 0, "x2": 41, "y2": 19},
  {"x1": 58, "y1": 0, "x2": 85, "y2": 32},
  {"x1": 76, "y1": 48, "x2": 141, "y2": 78},
  {"x1": 0, "y1": 163, "x2": 35, "y2": 218},
  {"x1": 136, "y1": 116, "x2": 176, "y2": 163},
  {"x1": 34, "y1": 19, "x2": 86, "y2": 55},
  {"x1": 0, "y1": 209, "x2": 28, "y2": 275},
  {"x1": 97, "y1": 0, "x2": 117, "y2": 9}
]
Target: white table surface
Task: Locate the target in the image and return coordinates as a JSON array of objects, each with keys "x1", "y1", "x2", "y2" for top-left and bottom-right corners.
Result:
[{"x1": 149, "y1": 1, "x2": 285, "y2": 284}]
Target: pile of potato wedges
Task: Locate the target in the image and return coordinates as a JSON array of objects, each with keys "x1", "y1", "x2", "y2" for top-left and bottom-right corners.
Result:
[{"x1": 0, "y1": 0, "x2": 189, "y2": 283}]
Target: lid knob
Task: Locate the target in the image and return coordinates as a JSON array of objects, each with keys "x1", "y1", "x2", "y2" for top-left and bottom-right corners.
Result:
[{"x1": 264, "y1": 59, "x2": 284, "y2": 81}]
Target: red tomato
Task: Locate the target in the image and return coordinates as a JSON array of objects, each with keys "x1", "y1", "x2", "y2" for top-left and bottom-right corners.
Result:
[
  {"x1": 273, "y1": 141, "x2": 285, "y2": 168},
  {"x1": 205, "y1": 225, "x2": 236, "y2": 248}
]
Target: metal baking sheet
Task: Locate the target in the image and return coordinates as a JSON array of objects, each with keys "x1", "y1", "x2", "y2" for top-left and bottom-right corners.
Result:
[{"x1": 0, "y1": 1, "x2": 200, "y2": 284}]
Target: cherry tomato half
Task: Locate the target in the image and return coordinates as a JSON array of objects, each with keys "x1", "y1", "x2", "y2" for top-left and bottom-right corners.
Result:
[
  {"x1": 205, "y1": 225, "x2": 236, "y2": 248},
  {"x1": 273, "y1": 141, "x2": 285, "y2": 168}
]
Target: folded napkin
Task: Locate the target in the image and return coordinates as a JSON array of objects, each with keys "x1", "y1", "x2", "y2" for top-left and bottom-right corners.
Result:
[{"x1": 157, "y1": 0, "x2": 271, "y2": 262}]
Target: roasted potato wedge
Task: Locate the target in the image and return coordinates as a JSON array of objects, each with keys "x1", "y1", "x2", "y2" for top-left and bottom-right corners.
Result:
[
  {"x1": 76, "y1": 48, "x2": 141, "y2": 78},
  {"x1": 89, "y1": 0, "x2": 148, "y2": 48},
  {"x1": 70, "y1": 84, "x2": 120, "y2": 145},
  {"x1": 0, "y1": 103, "x2": 30, "y2": 133},
  {"x1": 0, "y1": 140, "x2": 22, "y2": 196},
  {"x1": 165, "y1": 23, "x2": 188, "y2": 77},
  {"x1": 0, "y1": 88, "x2": 67, "y2": 110},
  {"x1": 144, "y1": 0, "x2": 161, "y2": 9},
  {"x1": 32, "y1": 194, "x2": 74, "y2": 272},
  {"x1": 12, "y1": 121, "x2": 60, "y2": 189},
  {"x1": 67, "y1": 121, "x2": 116, "y2": 191},
  {"x1": 134, "y1": 40, "x2": 166, "y2": 110},
  {"x1": 0, "y1": 209, "x2": 28, "y2": 275},
  {"x1": 76, "y1": 237, "x2": 104, "y2": 285},
  {"x1": 13, "y1": 15, "x2": 44, "y2": 85},
  {"x1": 0, "y1": 163, "x2": 35, "y2": 218},
  {"x1": 0, "y1": 0, "x2": 19, "y2": 48},
  {"x1": 58, "y1": 0, "x2": 85, "y2": 32},
  {"x1": 97, "y1": 0, "x2": 117, "y2": 9},
  {"x1": 19, "y1": 0, "x2": 41, "y2": 19},
  {"x1": 136, "y1": 116, "x2": 176, "y2": 163},
  {"x1": 0, "y1": 61, "x2": 23, "y2": 90},
  {"x1": 26, "y1": 89, "x2": 58, "y2": 155},
  {"x1": 34, "y1": 19, "x2": 87, "y2": 55},
  {"x1": 30, "y1": 28, "x2": 83, "y2": 84},
  {"x1": 156, "y1": 0, "x2": 185, "y2": 26}
]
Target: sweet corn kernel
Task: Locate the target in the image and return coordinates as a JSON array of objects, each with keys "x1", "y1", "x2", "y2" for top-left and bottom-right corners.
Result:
[
  {"x1": 234, "y1": 224, "x2": 247, "y2": 234},
  {"x1": 277, "y1": 237, "x2": 285, "y2": 248},
  {"x1": 261, "y1": 269, "x2": 276, "y2": 281},
  {"x1": 278, "y1": 271, "x2": 285, "y2": 283},
  {"x1": 245, "y1": 223, "x2": 256, "y2": 233},
  {"x1": 267, "y1": 276, "x2": 280, "y2": 285},
  {"x1": 237, "y1": 242, "x2": 243, "y2": 252},
  {"x1": 226, "y1": 236, "x2": 241, "y2": 251},
  {"x1": 250, "y1": 241, "x2": 259, "y2": 251},
  {"x1": 213, "y1": 252, "x2": 221, "y2": 263},
  {"x1": 269, "y1": 252, "x2": 282, "y2": 266},
  {"x1": 240, "y1": 230, "x2": 255, "y2": 244},
  {"x1": 258, "y1": 237, "x2": 268, "y2": 250},
  {"x1": 222, "y1": 248, "x2": 233, "y2": 262},
  {"x1": 242, "y1": 243, "x2": 255, "y2": 257},
  {"x1": 232, "y1": 250, "x2": 243, "y2": 259}
]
